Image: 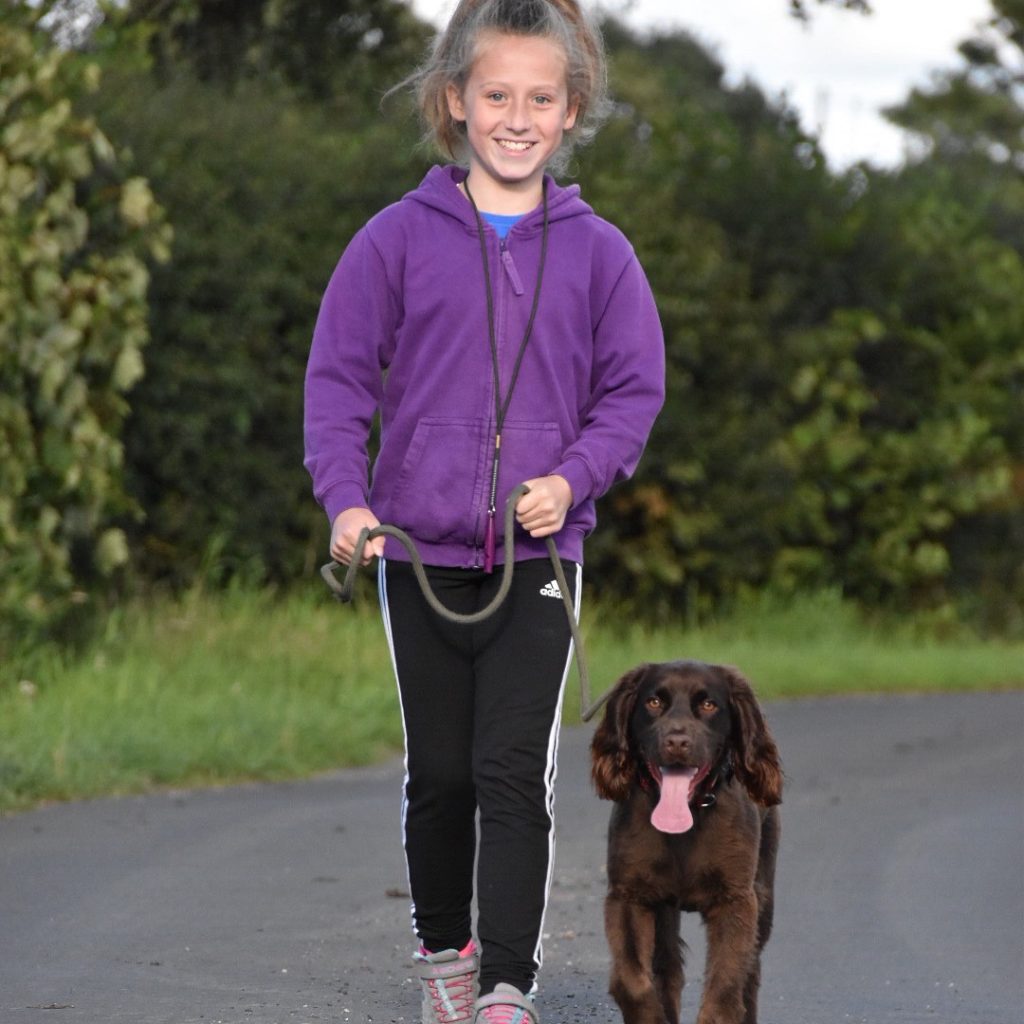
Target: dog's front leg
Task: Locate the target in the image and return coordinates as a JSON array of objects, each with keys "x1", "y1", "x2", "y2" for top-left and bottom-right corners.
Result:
[
  {"x1": 605, "y1": 895, "x2": 676, "y2": 1024},
  {"x1": 697, "y1": 891, "x2": 758, "y2": 1024},
  {"x1": 653, "y1": 903, "x2": 684, "y2": 1023}
]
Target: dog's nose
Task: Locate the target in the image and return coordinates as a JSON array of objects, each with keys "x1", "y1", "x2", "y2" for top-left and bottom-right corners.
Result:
[{"x1": 662, "y1": 731, "x2": 691, "y2": 758}]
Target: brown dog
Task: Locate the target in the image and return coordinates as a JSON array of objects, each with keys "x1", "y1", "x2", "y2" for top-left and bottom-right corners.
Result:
[{"x1": 590, "y1": 661, "x2": 783, "y2": 1024}]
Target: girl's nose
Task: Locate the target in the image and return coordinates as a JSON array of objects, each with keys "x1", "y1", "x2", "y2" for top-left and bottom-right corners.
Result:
[{"x1": 504, "y1": 98, "x2": 531, "y2": 132}]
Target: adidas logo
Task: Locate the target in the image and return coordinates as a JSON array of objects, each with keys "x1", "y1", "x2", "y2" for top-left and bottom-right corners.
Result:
[{"x1": 539, "y1": 580, "x2": 562, "y2": 599}]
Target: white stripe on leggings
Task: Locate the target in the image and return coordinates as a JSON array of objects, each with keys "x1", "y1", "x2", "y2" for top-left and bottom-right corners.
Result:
[
  {"x1": 530, "y1": 561, "x2": 583, "y2": 992},
  {"x1": 377, "y1": 557, "x2": 420, "y2": 941}
]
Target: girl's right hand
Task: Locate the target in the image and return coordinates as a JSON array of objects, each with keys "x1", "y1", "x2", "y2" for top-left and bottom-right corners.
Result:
[{"x1": 330, "y1": 507, "x2": 386, "y2": 566}]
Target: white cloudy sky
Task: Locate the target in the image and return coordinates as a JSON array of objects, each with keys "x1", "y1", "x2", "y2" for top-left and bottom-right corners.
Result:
[{"x1": 407, "y1": 0, "x2": 994, "y2": 169}]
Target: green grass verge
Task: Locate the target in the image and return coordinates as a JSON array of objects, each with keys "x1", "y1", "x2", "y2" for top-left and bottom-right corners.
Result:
[{"x1": 2, "y1": 585, "x2": 1021, "y2": 814}]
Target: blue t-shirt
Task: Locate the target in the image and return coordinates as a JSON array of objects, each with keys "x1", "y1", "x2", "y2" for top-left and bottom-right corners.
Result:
[{"x1": 481, "y1": 211, "x2": 524, "y2": 240}]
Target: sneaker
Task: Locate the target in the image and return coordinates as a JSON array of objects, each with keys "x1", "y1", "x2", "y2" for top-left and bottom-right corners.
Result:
[
  {"x1": 413, "y1": 940, "x2": 479, "y2": 1024},
  {"x1": 473, "y1": 982, "x2": 540, "y2": 1024}
]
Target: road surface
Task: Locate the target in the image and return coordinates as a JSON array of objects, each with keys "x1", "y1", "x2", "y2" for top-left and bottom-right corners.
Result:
[{"x1": 2, "y1": 691, "x2": 1022, "y2": 1024}]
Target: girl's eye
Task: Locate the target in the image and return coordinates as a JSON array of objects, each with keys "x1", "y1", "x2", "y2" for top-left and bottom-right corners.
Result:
[
  {"x1": 487, "y1": 91, "x2": 506, "y2": 102},
  {"x1": 534, "y1": 95, "x2": 552, "y2": 105}
]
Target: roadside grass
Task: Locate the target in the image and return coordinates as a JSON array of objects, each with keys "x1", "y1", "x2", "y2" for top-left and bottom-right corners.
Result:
[
  {"x1": 572, "y1": 588, "x2": 1024, "y2": 707},
  {"x1": 2, "y1": 584, "x2": 1021, "y2": 814}
]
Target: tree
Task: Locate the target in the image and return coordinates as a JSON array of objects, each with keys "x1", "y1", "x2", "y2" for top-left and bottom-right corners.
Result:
[
  {"x1": 573, "y1": 19, "x2": 1020, "y2": 626},
  {"x1": 83, "y1": 3, "x2": 432, "y2": 586},
  {"x1": 881, "y1": 0, "x2": 1024, "y2": 627},
  {"x1": 0, "y1": 3, "x2": 168, "y2": 661},
  {"x1": 575, "y1": 21, "x2": 861, "y2": 617},
  {"x1": 789, "y1": 0, "x2": 871, "y2": 20},
  {"x1": 885, "y1": 0, "x2": 1023, "y2": 172},
  {"x1": 120, "y1": 0, "x2": 430, "y2": 102},
  {"x1": 63, "y1": 4, "x2": 1020, "y2": 632}
]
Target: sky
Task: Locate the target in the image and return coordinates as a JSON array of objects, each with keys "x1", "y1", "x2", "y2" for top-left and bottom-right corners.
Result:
[{"x1": 407, "y1": 0, "x2": 994, "y2": 169}]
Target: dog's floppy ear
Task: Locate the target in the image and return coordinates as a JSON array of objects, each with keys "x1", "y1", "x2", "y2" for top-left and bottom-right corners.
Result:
[
  {"x1": 717, "y1": 666, "x2": 783, "y2": 807},
  {"x1": 590, "y1": 664, "x2": 650, "y2": 801}
]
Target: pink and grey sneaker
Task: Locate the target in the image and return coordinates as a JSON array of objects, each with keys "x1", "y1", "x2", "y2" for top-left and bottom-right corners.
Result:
[
  {"x1": 412, "y1": 940, "x2": 479, "y2": 1024},
  {"x1": 473, "y1": 983, "x2": 540, "y2": 1024}
]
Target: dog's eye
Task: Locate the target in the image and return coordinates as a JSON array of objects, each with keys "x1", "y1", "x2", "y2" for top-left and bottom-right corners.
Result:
[
  {"x1": 698, "y1": 698, "x2": 717, "y2": 714},
  {"x1": 646, "y1": 696, "x2": 664, "y2": 712}
]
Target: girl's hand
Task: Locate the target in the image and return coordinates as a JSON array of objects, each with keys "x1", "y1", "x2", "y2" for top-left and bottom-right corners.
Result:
[
  {"x1": 331, "y1": 507, "x2": 385, "y2": 566},
  {"x1": 516, "y1": 475, "x2": 573, "y2": 538}
]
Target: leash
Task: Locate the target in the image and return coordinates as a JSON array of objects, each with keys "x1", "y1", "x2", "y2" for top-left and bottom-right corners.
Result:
[{"x1": 319, "y1": 484, "x2": 611, "y2": 722}]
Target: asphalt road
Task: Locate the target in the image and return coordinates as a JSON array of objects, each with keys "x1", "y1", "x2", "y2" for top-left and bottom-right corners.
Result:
[{"x1": 1, "y1": 691, "x2": 1022, "y2": 1024}]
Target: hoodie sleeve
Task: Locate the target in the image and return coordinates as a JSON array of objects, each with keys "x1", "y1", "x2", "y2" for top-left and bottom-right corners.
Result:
[
  {"x1": 303, "y1": 227, "x2": 398, "y2": 525},
  {"x1": 552, "y1": 252, "x2": 665, "y2": 505}
]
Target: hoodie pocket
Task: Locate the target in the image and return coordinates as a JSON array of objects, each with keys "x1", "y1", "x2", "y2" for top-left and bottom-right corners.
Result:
[
  {"x1": 389, "y1": 417, "x2": 488, "y2": 544},
  {"x1": 494, "y1": 420, "x2": 564, "y2": 510}
]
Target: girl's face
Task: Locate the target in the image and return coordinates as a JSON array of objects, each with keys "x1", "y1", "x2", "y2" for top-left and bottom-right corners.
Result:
[{"x1": 447, "y1": 31, "x2": 579, "y2": 210}]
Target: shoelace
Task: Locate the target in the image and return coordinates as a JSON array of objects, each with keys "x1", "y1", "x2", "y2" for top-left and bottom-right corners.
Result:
[
  {"x1": 425, "y1": 972, "x2": 476, "y2": 1022},
  {"x1": 477, "y1": 1005, "x2": 528, "y2": 1024}
]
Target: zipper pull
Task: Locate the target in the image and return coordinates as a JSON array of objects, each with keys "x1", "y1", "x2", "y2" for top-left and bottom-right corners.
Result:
[{"x1": 500, "y1": 246, "x2": 525, "y2": 296}]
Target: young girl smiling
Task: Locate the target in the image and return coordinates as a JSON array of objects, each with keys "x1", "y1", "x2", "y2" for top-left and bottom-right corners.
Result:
[{"x1": 304, "y1": 2, "x2": 664, "y2": 1020}]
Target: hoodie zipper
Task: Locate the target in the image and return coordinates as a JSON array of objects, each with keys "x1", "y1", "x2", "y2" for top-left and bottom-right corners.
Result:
[
  {"x1": 480, "y1": 238, "x2": 522, "y2": 567},
  {"x1": 463, "y1": 180, "x2": 551, "y2": 572}
]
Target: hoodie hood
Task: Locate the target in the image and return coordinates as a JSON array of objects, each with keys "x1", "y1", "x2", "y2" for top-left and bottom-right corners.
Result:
[{"x1": 403, "y1": 164, "x2": 593, "y2": 235}]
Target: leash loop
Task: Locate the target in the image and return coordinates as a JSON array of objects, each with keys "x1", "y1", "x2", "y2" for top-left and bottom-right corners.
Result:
[{"x1": 319, "y1": 484, "x2": 611, "y2": 721}]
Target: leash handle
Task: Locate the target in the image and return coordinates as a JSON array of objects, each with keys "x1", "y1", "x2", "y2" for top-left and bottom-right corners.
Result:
[
  {"x1": 321, "y1": 484, "x2": 525, "y2": 625},
  {"x1": 319, "y1": 484, "x2": 610, "y2": 721}
]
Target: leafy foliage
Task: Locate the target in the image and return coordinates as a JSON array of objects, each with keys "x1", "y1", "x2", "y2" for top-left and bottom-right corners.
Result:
[
  {"x1": 576, "y1": 20, "x2": 1021, "y2": 626},
  {"x1": 879, "y1": 0, "x2": 1024, "y2": 628},
  {"x1": 11, "y1": 1, "x2": 1020, "y2": 641},
  {"x1": 121, "y1": 0, "x2": 430, "y2": 102},
  {"x1": 886, "y1": 0, "x2": 1023, "y2": 172},
  {"x1": 0, "y1": 3, "x2": 168, "y2": 656},
  {"x1": 85, "y1": 6, "x2": 432, "y2": 585},
  {"x1": 789, "y1": 0, "x2": 872, "y2": 19}
]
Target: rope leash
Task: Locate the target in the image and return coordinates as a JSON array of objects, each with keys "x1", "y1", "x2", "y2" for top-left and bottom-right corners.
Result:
[{"x1": 319, "y1": 484, "x2": 611, "y2": 722}]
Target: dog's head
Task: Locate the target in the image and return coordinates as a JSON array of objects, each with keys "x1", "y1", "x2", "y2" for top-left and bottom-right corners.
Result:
[{"x1": 590, "y1": 661, "x2": 783, "y2": 815}]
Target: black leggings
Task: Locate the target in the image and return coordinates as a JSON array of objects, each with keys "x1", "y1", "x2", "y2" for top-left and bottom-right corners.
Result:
[{"x1": 378, "y1": 557, "x2": 580, "y2": 997}]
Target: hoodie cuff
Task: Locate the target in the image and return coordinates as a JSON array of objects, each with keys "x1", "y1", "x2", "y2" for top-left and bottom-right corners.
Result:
[
  {"x1": 321, "y1": 482, "x2": 371, "y2": 526},
  {"x1": 553, "y1": 457, "x2": 595, "y2": 509}
]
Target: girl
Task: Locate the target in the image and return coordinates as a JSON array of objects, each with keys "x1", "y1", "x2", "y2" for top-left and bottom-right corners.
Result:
[{"x1": 303, "y1": 1, "x2": 664, "y2": 1020}]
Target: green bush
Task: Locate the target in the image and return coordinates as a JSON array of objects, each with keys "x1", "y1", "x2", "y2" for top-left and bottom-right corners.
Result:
[
  {"x1": 575, "y1": 24, "x2": 1021, "y2": 625},
  {"x1": 0, "y1": 5, "x2": 168, "y2": 659},
  {"x1": 89, "y1": 70, "x2": 431, "y2": 585}
]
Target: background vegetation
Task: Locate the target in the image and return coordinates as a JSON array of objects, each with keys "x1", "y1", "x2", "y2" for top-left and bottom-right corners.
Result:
[
  {"x1": 1, "y1": 0, "x2": 1022, "y2": 809},
  {"x1": 1, "y1": 5, "x2": 169, "y2": 659},
  {"x1": 3, "y1": 582, "x2": 1021, "y2": 813}
]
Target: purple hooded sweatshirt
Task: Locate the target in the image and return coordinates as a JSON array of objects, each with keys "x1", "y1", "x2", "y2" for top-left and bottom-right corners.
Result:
[{"x1": 304, "y1": 165, "x2": 664, "y2": 568}]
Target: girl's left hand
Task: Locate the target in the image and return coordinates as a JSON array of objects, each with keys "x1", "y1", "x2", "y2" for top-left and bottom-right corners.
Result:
[{"x1": 516, "y1": 475, "x2": 573, "y2": 538}]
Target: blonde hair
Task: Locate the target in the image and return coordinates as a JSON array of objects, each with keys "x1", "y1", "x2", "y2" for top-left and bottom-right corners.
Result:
[{"x1": 401, "y1": 0, "x2": 609, "y2": 175}]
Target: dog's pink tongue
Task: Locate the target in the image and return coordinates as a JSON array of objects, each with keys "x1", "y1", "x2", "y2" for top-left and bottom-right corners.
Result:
[{"x1": 651, "y1": 767, "x2": 698, "y2": 834}]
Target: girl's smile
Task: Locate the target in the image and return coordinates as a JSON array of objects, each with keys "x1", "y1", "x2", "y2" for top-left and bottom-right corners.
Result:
[{"x1": 447, "y1": 32, "x2": 579, "y2": 213}]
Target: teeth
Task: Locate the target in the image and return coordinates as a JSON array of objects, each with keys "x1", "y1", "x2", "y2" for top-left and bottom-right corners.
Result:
[{"x1": 498, "y1": 140, "x2": 533, "y2": 151}]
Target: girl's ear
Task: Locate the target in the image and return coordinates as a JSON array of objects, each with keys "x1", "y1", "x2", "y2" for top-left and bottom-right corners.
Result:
[
  {"x1": 446, "y1": 82, "x2": 467, "y2": 123},
  {"x1": 563, "y1": 95, "x2": 580, "y2": 131}
]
